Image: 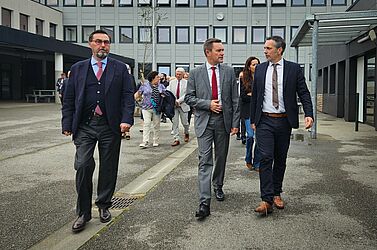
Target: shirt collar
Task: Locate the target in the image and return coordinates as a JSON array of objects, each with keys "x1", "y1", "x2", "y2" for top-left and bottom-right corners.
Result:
[
  {"x1": 206, "y1": 61, "x2": 218, "y2": 70},
  {"x1": 91, "y1": 56, "x2": 108, "y2": 66},
  {"x1": 269, "y1": 58, "x2": 283, "y2": 67}
]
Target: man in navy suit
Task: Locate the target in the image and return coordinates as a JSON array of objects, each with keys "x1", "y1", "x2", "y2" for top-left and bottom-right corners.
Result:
[
  {"x1": 250, "y1": 36, "x2": 313, "y2": 215},
  {"x1": 62, "y1": 30, "x2": 135, "y2": 232}
]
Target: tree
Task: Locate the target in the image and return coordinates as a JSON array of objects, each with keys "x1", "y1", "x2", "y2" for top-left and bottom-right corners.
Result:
[{"x1": 138, "y1": 5, "x2": 167, "y2": 81}]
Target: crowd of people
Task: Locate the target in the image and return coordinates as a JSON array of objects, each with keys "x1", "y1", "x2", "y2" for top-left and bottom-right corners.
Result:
[{"x1": 61, "y1": 29, "x2": 314, "y2": 233}]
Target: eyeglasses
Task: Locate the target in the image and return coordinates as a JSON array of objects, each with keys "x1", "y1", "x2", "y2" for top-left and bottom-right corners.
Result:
[{"x1": 92, "y1": 39, "x2": 111, "y2": 45}]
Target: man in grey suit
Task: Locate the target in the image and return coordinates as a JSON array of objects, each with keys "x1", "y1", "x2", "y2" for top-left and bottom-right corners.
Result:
[{"x1": 185, "y1": 38, "x2": 240, "y2": 219}]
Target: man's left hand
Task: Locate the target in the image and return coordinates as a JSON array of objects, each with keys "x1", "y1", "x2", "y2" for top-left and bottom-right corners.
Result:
[
  {"x1": 230, "y1": 127, "x2": 239, "y2": 135},
  {"x1": 304, "y1": 117, "x2": 314, "y2": 129},
  {"x1": 120, "y1": 123, "x2": 132, "y2": 133}
]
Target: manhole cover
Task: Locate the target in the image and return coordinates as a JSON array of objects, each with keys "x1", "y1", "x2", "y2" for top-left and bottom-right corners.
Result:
[{"x1": 111, "y1": 196, "x2": 139, "y2": 209}]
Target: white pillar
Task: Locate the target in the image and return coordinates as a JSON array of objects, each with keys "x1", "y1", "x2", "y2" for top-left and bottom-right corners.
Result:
[{"x1": 55, "y1": 53, "x2": 63, "y2": 104}]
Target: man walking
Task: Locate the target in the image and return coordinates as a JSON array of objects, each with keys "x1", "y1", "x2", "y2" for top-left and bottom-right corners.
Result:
[
  {"x1": 250, "y1": 36, "x2": 313, "y2": 215},
  {"x1": 167, "y1": 67, "x2": 190, "y2": 146},
  {"x1": 185, "y1": 38, "x2": 240, "y2": 219},
  {"x1": 62, "y1": 30, "x2": 135, "y2": 232}
]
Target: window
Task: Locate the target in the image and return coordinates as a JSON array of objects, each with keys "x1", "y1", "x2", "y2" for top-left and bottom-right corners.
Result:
[
  {"x1": 138, "y1": 63, "x2": 152, "y2": 79},
  {"x1": 20, "y1": 14, "x2": 28, "y2": 32},
  {"x1": 311, "y1": 0, "x2": 325, "y2": 6},
  {"x1": 100, "y1": 26, "x2": 114, "y2": 41},
  {"x1": 157, "y1": 0, "x2": 170, "y2": 5},
  {"x1": 175, "y1": 64, "x2": 190, "y2": 73},
  {"x1": 176, "y1": 27, "x2": 190, "y2": 44},
  {"x1": 82, "y1": 26, "x2": 96, "y2": 42},
  {"x1": 252, "y1": 0, "x2": 266, "y2": 5},
  {"x1": 119, "y1": 0, "x2": 133, "y2": 6},
  {"x1": 290, "y1": 26, "x2": 299, "y2": 40},
  {"x1": 233, "y1": 0, "x2": 246, "y2": 6},
  {"x1": 100, "y1": 0, "x2": 114, "y2": 6},
  {"x1": 214, "y1": 0, "x2": 227, "y2": 6},
  {"x1": 291, "y1": 0, "x2": 305, "y2": 6},
  {"x1": 82, "y1": 0, "x2": 95, "y2": 6},
  {"x1": 119, "y1": 26, "x2": 133, "y2": 43},
  {"x1": 46, "y1": 0, "x2": 58, "y2": 5},
  {"x1": 50, "y1": 23, "x2": 56, "y2": 38},
  {"x1": 64, "y1": 26, "x2": 77, "y2": 42},
  {"x1": 157, "y1": 27, "x2": 171, "y2": 43},
  {"x1": 157, "y1": 64, "x2": 171, "y2": 76},
  {"x1": 214, "y1": 27, "x2": 227, "y2": 44},
  {"x1": 1, "y1": 8, "x2": 11, "y2": 27},
  {"x1": 272, "y1": 0, "x2": 285, "y2": 5},
  {"x1": 36, "y1": 19, "x2": 44, "y2": 35},
  {"x1": 329, "y1": 64, "x2": 335, "y2": 94},
  {"x1": 195, "y1": 0, "x2": 208, "y2": 7},
  {"x1": 64, "y1": 0, "x2": 77, "y2": 6},
  {"x1": 194, "y1": 27, "x2": 208, "y2": 44},
  {"x1": 331, "y1": 0, "x2": 345, "y2": 5},
  {"x1": 232, "y1": 26, "x2": 247, "y2": 44},
  {"x1": 138, "y1": 0, "x2": 151, "y2": 5},
  {"x1": 252, "y1": 27, "x2": 266, "y2": 44},
  {"x1": 176, "y1": 0, "x2": 189, "y2": 6},
  {"x1": 271, "y1": 26, "x2": 285, "y2": 39},
  {"x1": 138, "y1": 27, "x2": 152, "y2": 43}
]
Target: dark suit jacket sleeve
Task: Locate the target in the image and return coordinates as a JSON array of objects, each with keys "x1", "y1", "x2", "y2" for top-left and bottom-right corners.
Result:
[
  {"x1": 295, "y1": 64, "x2": 314, "y2": 119},
  {"x1": 250, "y1": 69, "x2": 259, "y2": 125},
  {"x1": 121, "y1": 68, "x2": 135, "y2": 125},
  {"x1": 61, "y1": 65, "x2": 77, "y2": 133}
]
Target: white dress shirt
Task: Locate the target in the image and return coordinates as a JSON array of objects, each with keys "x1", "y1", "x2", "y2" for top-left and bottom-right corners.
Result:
[{"x1": 262, "y1": 59, "x2": 286, "y2": 113}]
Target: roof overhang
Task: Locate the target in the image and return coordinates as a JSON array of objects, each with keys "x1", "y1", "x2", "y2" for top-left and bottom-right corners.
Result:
[{"x1": 290, "y1": 10, "x2": 377, "y2": 47}]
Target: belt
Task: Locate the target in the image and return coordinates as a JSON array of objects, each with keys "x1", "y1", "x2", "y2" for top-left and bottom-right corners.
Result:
[{"x1": 263, "y1": 112, "x2": 288, "y2": 118}]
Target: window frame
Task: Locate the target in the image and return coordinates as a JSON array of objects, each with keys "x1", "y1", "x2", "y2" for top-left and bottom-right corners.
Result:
[
  {"x1": 100, "y1": 0, "x2": 114, "y2": 6},
  {"x1": 64, "y1": 25, "x2": 78, "y2": 42},
  {"x1": 251, "y1": 26, "x2": 266, "y2": 44},
  {"x1": 213, "y1": 26, "x2": 228, "y2": 44},
  {"x1": 1, "y1": 8, "x2": 12, "y2": 28},
  {"x1": 176, "y1": 26, "x2": 190, "y2": 44},
  {"x1": 175, "y1": 0, "x2": 190, "y2": 7},
  {"x1": 271, "y1": 26, "x2": 286, "y2": 40},
  {"x1": 252, "y1": 0, "x2": 266, "y2": 6},
  {"x1": 157, "y1": 0, "x2": 171, "y2": 6},
  {"x1": 119, "y1": 0, "x2": 133, "y2": 6},
  {"x1": 63, "y1": 0, "x2": 77, "y2": 6},
  {"x1": 194, "y1": 26, "x2": 209, "y2": 44},
  {"x1": 291, "y1": 0, "x2": 306, "y2": 6},
  {"x1": 35, "y1": 18, "x2": 44, "y2": 36},
  {"x1": 194, "y1": 0, "x2": 209, "y2": 7},
  {"x1": 100, "y1": 26, "x2": 115, "y2": 42},
  {"x1": 290, "y1": 26, "x2": 299, "y2": 40},
  {"x1": 82, "y1": 25, "x2": 96, "y2": 42},
  {"x1": 20, "y1": 14, "x2": 29, "y2": 32},
  {"x1": 232, "y1": 26, "x2": 247, "y2": 44},
  {"x1": 46, "y1": 0, "x2": 59, "y2": 6},
  {"x1": 232, "y1": 0, "x2": 247, "y2": 7},
  {"x1": 271, "y1": 0, "x2": 286, "y2": 5},
  {"x1": 49, "y1": 23, "x2": 57, "y2": 38},
  {"x1": 214, "y1": 0, "x2": 228, "y2": 7},
  {"x1": 119, "y1": 26, "x2": 134, "y2": 43},
  {"x1": 82, "y1": 0, "x2": 96, "y2": 6},
  {"x1": 157, "y1": 64, "x2": 171, "y2": 76},
  {"x1": 311, "y1": 0, "x2": 326, "y2": 6},
  {"x1": 138, "y1": 26, "x2": 152, "y2": 43},
  {"x1": 157, "y1": 26, "x2": 171, "y2": 44},
  {"x1": 331, "y1": 0, "x2": 346, "y2": 6}
]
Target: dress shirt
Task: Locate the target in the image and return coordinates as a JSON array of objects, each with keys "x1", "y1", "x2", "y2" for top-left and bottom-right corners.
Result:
[
  {"x1": 206, "y1": 61, "x2": 221, "y2": 103},
  {"x1": 91, "y1": 57, "x2": 108, "y2": 76}
]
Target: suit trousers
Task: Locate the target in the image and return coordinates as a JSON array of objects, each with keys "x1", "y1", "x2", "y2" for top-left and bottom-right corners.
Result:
[
  {"x1": 73, "y1": 116, "x2": 121, "y2": 219},
  {"x1": 142, "y1": 109, "x2": 161, "y2": 144},
  {"x1": 197, "y1": 112, "x2": 230, "y2": 206},
  {"x1": 256, "y1": 115, "x2": 292, "y2": 204},
  {"x1": 172, "y1": 107, "x2": 189, "y2": 141}
]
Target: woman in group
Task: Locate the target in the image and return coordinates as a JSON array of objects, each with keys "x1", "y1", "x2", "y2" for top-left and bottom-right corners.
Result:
[
  {"x1": 239, "y1": 56, "x2": 261, "y2": 171},
  {"x1": 134, "y1": 71, "x2": 166, "y2": 148}
]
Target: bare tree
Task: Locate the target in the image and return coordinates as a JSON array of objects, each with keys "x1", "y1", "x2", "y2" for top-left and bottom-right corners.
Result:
[{"x1": 138, "y1": 5, "x2": 167, "y2": 81}]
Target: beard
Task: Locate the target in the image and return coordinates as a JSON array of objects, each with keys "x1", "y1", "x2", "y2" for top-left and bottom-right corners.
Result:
[{"x1": 96, "y1": 50, "x2": 108, "y2": 59}]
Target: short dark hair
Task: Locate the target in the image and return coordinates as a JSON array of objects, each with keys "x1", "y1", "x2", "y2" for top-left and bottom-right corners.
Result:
[
  {"x1": 203, "y1": 38, "x2": 222, "y2": 57},
  {"x1": 88, "y1": 29, "x2": 111, "y2": 43},
  {"x1": 147, "y1": 71, "x2": 159, "y2": 82},
  {"x1": 266, "y1": 36, "x2": 286, "y2": 54}
]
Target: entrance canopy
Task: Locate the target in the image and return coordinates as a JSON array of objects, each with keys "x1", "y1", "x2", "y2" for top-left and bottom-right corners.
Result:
[{"x1": 291, "y1": 10, "x2": 377, "y2": 47}]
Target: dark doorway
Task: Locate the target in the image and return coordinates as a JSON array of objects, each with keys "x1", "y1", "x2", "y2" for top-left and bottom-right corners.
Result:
[
  {"x1": 365, "y1": 55, "x2": 375, "y2": 127},
  {"x1": 0, "y1": 63, "x2": 12, "y2": 99}
]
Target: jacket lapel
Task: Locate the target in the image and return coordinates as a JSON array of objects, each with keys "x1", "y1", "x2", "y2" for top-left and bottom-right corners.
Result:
[
  {"x1": 77, "y1": 60, "x2": 90, "y2": 100},
  {"x1": 105, "y1": 58, "x2": 115, "y2": 94},
  {"x1": 200, "y1": 64, "x2": 211, "y2": 97},
  {"x1": 283, "y1": 59, "x2": 289, "y2": 90}
]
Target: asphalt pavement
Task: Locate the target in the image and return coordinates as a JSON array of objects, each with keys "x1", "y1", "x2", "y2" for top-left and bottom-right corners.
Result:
[{"x1": 0, "y1": 102, "x2": 376, "y2": 250}]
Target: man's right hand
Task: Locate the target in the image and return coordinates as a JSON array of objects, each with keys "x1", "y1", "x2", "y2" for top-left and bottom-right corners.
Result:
[
  {"x1": 63, "y1": 131, "x2": 72, "y2": 136},
  {"x1": 210, "y1": 100, "x2": 222, "y2": 113}
]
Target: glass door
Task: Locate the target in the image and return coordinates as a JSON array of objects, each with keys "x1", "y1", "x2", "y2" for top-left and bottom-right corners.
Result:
[{"x1": 365, "y1": 56, "x2": 375, "y2": 126}]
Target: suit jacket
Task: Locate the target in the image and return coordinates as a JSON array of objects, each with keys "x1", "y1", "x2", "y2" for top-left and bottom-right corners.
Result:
[
  {"x1": 167, "y1": 78, "x2": 190, "y2": 112},
  {"x1": 184, "y1": 63, "x2": 240, "y2": 137},
  {"x1": 250, "y1": 59, "x2": 313, "y2": 129},
  {"x1": 61, "y1": 57, "x2": 135, "y2": 139}
]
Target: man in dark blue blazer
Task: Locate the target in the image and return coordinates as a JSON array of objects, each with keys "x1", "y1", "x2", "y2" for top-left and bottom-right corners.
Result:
[
  {"x1": 62, "y1": 30, "x2": 135, "y2": 232},
  {"x1": 250, "y1": 36, "x2": 313, "y2": 215}
]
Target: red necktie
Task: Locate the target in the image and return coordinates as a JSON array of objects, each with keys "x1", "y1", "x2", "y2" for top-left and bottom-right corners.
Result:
[
  {"x1": 211, "y1": 66, "x2": 218, "y2": 100},
  {"x1": 95, "y1": 61, "x2": 103, "y2": 115},
  {"x1": 176, "y1": 80, "x2": 180, "y2": 99}
]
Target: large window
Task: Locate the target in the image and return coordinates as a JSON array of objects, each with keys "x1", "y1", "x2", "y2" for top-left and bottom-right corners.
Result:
[
  {"x1": 138, "y1": 0, "x2": 151, "y2": 5},
  {"x1": 100, "y1": 0, "x2": 114, "y2": 5},
  {"x1": 214, "y1": 0, "x2": 227, "y2": 6},
  {"x1": 64, "y1": 0, "x2": 77, "y2": 6},
  {"x1": 64, "y1": 26, "x2": 77, "y2": 42},
  {"x1": 138, "y1": 27, "x2": 152, "y2": 43},
  {"x1": 157, "y1": 27, "x2": 171, "y2": 43},
  {"x1": 100, "y1": 26, "x2": 114, "y2": 41},
  {"x1": 195, "y1": 0, "x2": 208, "y2": 7},
  {"x1": 233, "y1": 0, "x2": 247, "y2": 6},
  {"x1": 176, "y1": 0, "x2": 189, "y2": 6},
  {"x1": 82, "y1": 26, "x2": 96, "y2": 42},
  {"x1": 157, "y1": 0, "x2": 170, "y2": 6},
  {"x1": 49, "y1": 23, "x2": 57, "y2": 38},
  {"x1": 290, "y1": 26, "x2": 299, "y2": 40},
  {"x1": 311, "y1": 0, "x2": 326, "y2": 6},
  {"x1": 232, "y1": 26, "x2": 247, "y2": 44},
  {"x1": 252, "y1": 27, "x2": 266, "y2": 44},
  {"x1": 331, "y1": 0, "x2": 345, "y2": 5},
  {"x1": 194, "y1": 27, "x2": 208, "y2": 44},
  {"x1": 176, "y1": 27, "x2": 190, "y2": 44},
  {"x1": 291, "y1": 0, "x2": 305, "y2": 6},
  {"x1": 36, "y1": 19, "x2": 44, "y2": 35},
  {"x1": 157, "y1": 64, "x2": 171, "y2": 76},
  {"x1": 214, "y1": 27, "x2": 227, "y2": 44},
  {"x1": 82, "y1": 0, "x2": 95, "y2": 6},
  {"x1": 1, "y1": 8, "x2": 11, "y2": 27},
  {"x1": 271, "y1": 26, "x2": 285, "y2": 39},
  {"x1": 175, "y1": 64, "x2": 190, "y2": 73},
  {"x1": 252, "y1": 0, "x2": 266, "y2": 5},
  {"x1": 46, "y1": 0, "x2": 58, "y2": 5},
  {"x1": 138, "y1": 63, "x2": 152, "y2": 79},
  {"x1": 119, "y1": 26, "x2": 133, "y2": 43},
  {"x1": 20, "y1": 14, "x2": 28, "y2": 32},
  {"x1": 272, "y1": 0, "x2": 286, "y2": 5},
  {"x1": 119, "y1": 0, "x2": 133, "y2": 6}
]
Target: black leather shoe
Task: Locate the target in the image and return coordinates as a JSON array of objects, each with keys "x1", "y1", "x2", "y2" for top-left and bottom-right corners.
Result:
[
  {"x1": 214, "y1": 188, "x2": 225, "y2": 201},
  {"x1": 72, "y1": 215, "x2": 90, "y2": 233},
  {"x1": 195, "y1": 203, "x2": 210, "y2": 220},
  {"x1": 99, "y1": 208, "x2": 112, "y2": 223}
]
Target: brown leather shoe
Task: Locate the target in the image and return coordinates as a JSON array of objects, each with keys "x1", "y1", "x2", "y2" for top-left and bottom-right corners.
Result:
[
  {"x1": 254, "y1": 201, "x2": 273, "y2": 215},
  {"x1": 273, "y1": 196, "x2": 285, "y2": 209},
  {"x1": 184, "y1": 134, "x2": 189, "y2": 142},
  {"x1": 246, "y1": 163, "x2": 253, "y2": 170},
  {"x1": 171, "y1": 140, "x2": 180, "y2": 146}
]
